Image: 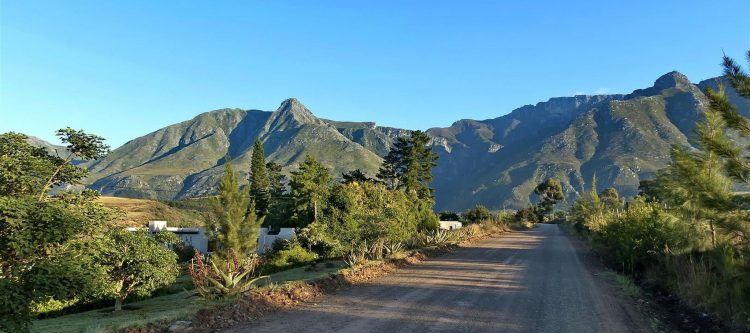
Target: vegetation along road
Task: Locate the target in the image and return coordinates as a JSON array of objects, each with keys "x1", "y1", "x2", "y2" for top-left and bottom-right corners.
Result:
[{"x1": 225, "y1": 224, "x2": 650, "y2": 333}]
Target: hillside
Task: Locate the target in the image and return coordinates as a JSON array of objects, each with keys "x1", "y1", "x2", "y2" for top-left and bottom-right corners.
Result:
[
  {"x1": 85, "y1": 99, "x2": 383, "y2": 199},
  {"x1": 97, "y1": 196, "x2": 206, "y2": 228},
  {"x1": 427, "y1": 72, "x2": 732, "y2": 210},
  {"x1": 42, "y1": 72, "x2": 746, "y2": 211}
]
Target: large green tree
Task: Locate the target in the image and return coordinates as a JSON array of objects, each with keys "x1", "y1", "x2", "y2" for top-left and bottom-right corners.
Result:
[
  {"x1": 0, "y1": 129, "x2": 112, "y2": 332},
  {"x1": 93, "y1": 229, "x2": 179, "y2": 311},
  {"x1": 210, "y1": 161, "x2": 264, "y2": 257},
  {"x1": 290, "y1": 155, "x2": 332, "y2": 227},
  {"x1": 249, "y1": 139, "x2": 270, "y2": 216},
  {"x1": 533, "y1": 178, "x2": 564, "y2": 220},
  {"x1": 376, "y1": 130, "x2": 438, "y2": 199}
]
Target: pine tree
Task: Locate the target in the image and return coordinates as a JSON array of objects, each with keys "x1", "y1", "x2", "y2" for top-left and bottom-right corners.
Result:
[
  {"x1": 376, "y1": 131, "x2": 438, "y2": 199},
  {"x1": 290, "y1": 155, "x2": 332, "y2": 227},
  {"x1": 211, "y1": 161, "x2": 264, "y2": 257},
  {"x1": 249, "y1": 139, "x2": 270, "y2": 216}
]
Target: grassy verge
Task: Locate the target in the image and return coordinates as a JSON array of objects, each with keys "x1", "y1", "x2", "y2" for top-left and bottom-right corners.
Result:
[{"x1": 32, "y1": 261, "x2": 346, "y2": 333}]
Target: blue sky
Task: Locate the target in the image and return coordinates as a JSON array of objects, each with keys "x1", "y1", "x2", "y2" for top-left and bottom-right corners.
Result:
[{"x1": 1, "y1": 1, "x2": 748, "y2": 148}]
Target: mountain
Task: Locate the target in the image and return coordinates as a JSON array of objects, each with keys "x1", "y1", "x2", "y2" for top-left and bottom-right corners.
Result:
[
  {"x1": 427, "y1": 71, "x2": 743, "y2": 210},
  {"x1": 26, "y1": 136, "x2": 72, "y2": 159},
  {"x1": 51, "y1": 72, "x2": 745, "y2": 211},
  {"x1": 85, "y1": 98, "x2": 383, "y2": 199}
]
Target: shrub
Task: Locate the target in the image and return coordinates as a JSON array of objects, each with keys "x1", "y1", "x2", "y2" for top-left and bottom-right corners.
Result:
[
  {"x1": 595, "y1": 200, "x2": 675, "y2": 275},
  {"x1": 411, "y1": 229, "x2": 451, "y2": 248},
  {"x1": 189, "y1": 250, "x2": 266, "y2": 299},
  {"x1": 265, "y1": 244, "x2": 319, "y2": 271},
  {"x1": 462, "y1": 205, "x2": 492, "y2": 224}
]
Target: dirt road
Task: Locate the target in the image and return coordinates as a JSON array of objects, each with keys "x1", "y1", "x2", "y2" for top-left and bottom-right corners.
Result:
[{"x1": 224, "y1": 224, "x2": 651, "y2": 333}]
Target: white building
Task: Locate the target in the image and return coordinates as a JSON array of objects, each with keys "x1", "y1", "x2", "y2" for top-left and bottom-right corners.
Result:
[
  {"x1": 439, "y1": 220, "x2": 463, "y2": 231},
  {"x1": 147, "y1": 220, "x2": 210, "y2": 253},
  {"x1": 257, "y1": 227, "x2": 296, "y2": 254}
]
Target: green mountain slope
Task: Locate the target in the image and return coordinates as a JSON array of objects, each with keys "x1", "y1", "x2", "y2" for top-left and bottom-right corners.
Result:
[
  {"x1": 22, "y1": 72, "x2": 744, "y2": 211},
  {"x1": 427, "y1": 72, "x2": 733, "y2": 210},
  {"x1": 86, "y1": 99, "x2": 382, "y2": 199}
]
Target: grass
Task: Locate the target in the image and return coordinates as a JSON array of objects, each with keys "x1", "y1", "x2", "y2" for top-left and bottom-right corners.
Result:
[
  {"x1": 97, "y1": 196, "x2": 206, "y2": 228},
  {"x1": 601, "y1": 271, "x2": 641, "y2": 298},
  {"x1": 32, "y1": 261, "x2": 346, "y2": 333},
  {"x1": 31, "y1": 291, "x2": 220, "y2": 333}
]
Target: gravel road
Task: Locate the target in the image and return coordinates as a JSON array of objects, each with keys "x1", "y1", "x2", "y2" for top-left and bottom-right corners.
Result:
[{"x1": 223, "y1": 224, "x2": 651, "y2": 333}]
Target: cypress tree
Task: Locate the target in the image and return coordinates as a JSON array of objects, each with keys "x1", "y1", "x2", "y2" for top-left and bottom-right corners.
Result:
[
  {"x1": 211, "y1": 161, "x2": 264, "y2": 257},
  {"x1": 249, "y1": 138, "x2": 270, "y2": 216}
]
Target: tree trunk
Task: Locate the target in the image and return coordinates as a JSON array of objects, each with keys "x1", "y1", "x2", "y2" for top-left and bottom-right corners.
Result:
[
  {"x1": 38, "y1": 158, "x2": 71, "y2": 200},
  {"x1": 114, "y1": 297, "x2": 123, "y2": 311},
  {"x1": 709, "y1": 220, "x2": 717, "y2": 249}
]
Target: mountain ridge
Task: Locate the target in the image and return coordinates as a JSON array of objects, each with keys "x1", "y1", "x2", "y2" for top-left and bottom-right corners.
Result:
[{"x1": 23, "y1": 71, "x2": 747, "y2": 210}]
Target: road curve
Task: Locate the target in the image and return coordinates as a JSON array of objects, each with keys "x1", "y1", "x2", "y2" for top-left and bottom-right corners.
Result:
[{"x1": 224, "y1": 224, "x2": 650, "y2": 333}]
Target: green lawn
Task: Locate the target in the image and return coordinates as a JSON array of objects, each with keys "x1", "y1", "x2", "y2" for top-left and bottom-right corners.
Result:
[{"x1": 32, "y1": 261, "x2": 346, "y2": 333}]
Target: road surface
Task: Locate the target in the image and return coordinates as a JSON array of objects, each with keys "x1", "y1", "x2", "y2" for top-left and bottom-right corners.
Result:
[{"x1": 224, "y1": 224, "x2": 651, "y2": 333}]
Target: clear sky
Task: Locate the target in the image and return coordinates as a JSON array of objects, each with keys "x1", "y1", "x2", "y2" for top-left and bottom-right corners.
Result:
[{"x1": 1, "y1": 1, "x2": 748, "y2": 148}]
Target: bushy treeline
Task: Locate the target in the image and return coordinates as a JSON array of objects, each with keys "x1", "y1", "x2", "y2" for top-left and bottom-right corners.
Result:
[
  {"x1": 0, "y1": 130, "x2": 182, "y2": 333},
  {"x1": 238, "y1": 131, "x2": 441, "y2": 269},
  {"x1": 567, "y1": 52, "x2": 750, "y2": 330}
]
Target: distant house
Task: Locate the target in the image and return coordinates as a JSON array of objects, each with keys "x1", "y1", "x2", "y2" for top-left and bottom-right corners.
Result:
[
  {"x1": 439, "y1": 220, "x2": 462, "y2": 231},
  {"x1": 128, "y1": 220, "x2": 210, "y2": 253},
  {"x1": 257, "y1": 227, "x2": 296, "y2": 254}
]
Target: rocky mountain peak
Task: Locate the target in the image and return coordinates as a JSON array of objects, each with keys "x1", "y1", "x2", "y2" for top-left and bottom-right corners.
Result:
[
  {"x1": 276, "y1": 98, "x2": 318, "y2": 123},
  {"x1": 262, "y1": 98, "x2": 323, "y2": 133},
  {"x1": 653, "y1": 71, "x2": 692, "y2": 91}
]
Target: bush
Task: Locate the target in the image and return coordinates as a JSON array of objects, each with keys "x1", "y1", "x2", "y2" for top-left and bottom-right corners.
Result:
[
  {"x1": 594, "y1": 200, "x2": 676, "y2": 275},
  {"x1": 462, "y1": 205, "x2": 492, "y2": 224},
  {"x1": 265, "y1": 245, "x2": 319, "y2": 272}
]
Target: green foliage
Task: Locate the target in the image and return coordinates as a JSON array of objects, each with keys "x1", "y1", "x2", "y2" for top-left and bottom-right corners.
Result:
[
  {"x1": 600, "y1": 188, "x2": 623, "y2": 209},
  {"x1": 462, "y1": 204, "x2": 492, "y2": 224},
  {"x1": 290, "y1": 155, "x2": 332, "y2": 227},
  {"x1": 265, "y1": 245, "x2": 319, "y2": 272},
  {"x1": 0, "y1": 195, "x2": 109, "y2": 333},
  {"x1": 376, "y1": 130, "x2": 438, "y2": 199},
  {"x1": 533, "y1": 178, "x2": 564, "y2": 220},
  {"x1": 0, "y1": 132, "x2": 84, "y2": 197},
  {"x1": 92, "y1": 229, "x2": 179, "y2": 311},
  {"x1": 190, "y1": 250, "x2": 266, "y2": 299},
  {"x1": 594, "y1": 199, "x2": 678, "y2": 275},
  {"x1": 341, "y1": 169, "x2": 371, "y2": 184},
  {"x1": 249, "y1": 138, "x2": 271, "y2": 216},
  {"x1": 438, "y1": 210, "x2": 459, "y2": 221},
  {"x1": 411, "y1": 229, "x2": 451, "y2": 248},
  {"x1": 209, "y1": 161, "x2": 264, "y2": 257}
]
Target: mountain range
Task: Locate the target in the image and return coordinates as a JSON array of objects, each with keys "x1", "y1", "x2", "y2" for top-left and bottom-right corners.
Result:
[{"x1": 27, "y1": 72, "x2": 748, "y2": 211}]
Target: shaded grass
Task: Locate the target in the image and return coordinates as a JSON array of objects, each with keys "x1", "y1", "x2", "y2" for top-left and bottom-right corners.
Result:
[
  {"x1": 32, "y1": 261, "x2": 345, "y2": 333},
  {"x1": 601, "y1": 271, "x2": 641, "y2": 298},
  {"x1": 31, "y1": 291, "x2": 221, "y2": 333}
]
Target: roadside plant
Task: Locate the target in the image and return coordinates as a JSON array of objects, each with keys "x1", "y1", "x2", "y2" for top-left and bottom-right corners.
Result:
[
  {"x1": 344, "y1": 243, "x2": 368, "y2": 268},
  {"x1": 412, "y1": 229, "x2": 451, "y2": 248},
  {"x1": 367, "y1": 239, "x2": 385, "y2": 260},
  {"x1": 189, "y1": 250, "x2": 267, "y2": 299},
  {"x1": 384, "y1": 241, "x2": 405, "y2": 258}
]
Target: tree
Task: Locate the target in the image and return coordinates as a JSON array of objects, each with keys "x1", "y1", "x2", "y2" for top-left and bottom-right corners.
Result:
[
  {"x1": 377, "y1": 131, "x2": 438, "y2": 199},
  {"x1": 93, "y1": 229, "x2": 179, "y2": 311},
  {"x1": 438, "y1": 210, "x2": 460, "y2": 221},
  {"x1": 0, "y1": 132, "x2": 83, "y2": 197},
  {"x1": 533, "y1": 178, "x2": 564, "y2": 220},
  {"x1": 0, "y1": 196, "x2": 109, "y2": 332},
  {"x1": 249, "y1": 139, "x2": 270, "y2": 216},
  {"x1": 601, "y1": 188, "x2": 623, "y2": 209},
  {"x1": 38, "y1": 128, "x2": 109, "y2": 200},
  {"x1": 463, "y1": 205, "x2": 492, "y2": 224},
  {"x1": 210, "y1": 161, "x2": 264, "y2": 257},
  {"x1": 290, "y1": 155, "x2": 332, "y2": 227},
  {"x1": 342, "y1": 169, "x2": 371, "y2": 184},
  {"x1": 266, "y1": 161, "x2": 287, "y2": 198}
]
